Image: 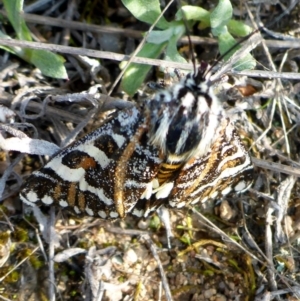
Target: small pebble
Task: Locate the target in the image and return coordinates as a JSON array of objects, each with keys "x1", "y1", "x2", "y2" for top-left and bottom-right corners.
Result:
[
  {"x1": 137, "y1": 219, "x2": 150, "y2": 230},
  {"x1": 123, "y1": 248, "x2": 138, "y2": 265},
  {"x1": 204, "y1": 288, "x2": 216, "y2": 299},
  {"x1": 215, "y1": 294, "x2": 227, "y2": 301}
]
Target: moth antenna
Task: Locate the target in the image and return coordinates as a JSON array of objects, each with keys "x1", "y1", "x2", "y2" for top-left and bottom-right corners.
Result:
[
  {"x1": 204, "y1": 26, "x2": 263, "y2": 79},
  {"x1": 177, "y1": 1, "x2": 196, "y2": 75},
  {"x1": 186, "y1": 25, "x2": 197, "y2": 75}
]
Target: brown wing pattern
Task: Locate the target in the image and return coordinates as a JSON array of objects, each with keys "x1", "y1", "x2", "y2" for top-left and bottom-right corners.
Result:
[
  {"x1": 168, "y1": 119, "x2": 253, "y2": 208},
  {"x1": 20, "y1": 106, "x2": 163, "y2": 219}
]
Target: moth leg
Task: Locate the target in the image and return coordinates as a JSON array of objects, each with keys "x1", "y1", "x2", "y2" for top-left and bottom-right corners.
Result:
[{"x1": 157, "y1": 206, "x2": 173, "y2": 249}]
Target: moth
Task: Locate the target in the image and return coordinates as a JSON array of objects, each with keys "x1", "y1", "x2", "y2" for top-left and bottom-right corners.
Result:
[{"x1": 20, "y1": 61, "x2": 253, "y2": 220}]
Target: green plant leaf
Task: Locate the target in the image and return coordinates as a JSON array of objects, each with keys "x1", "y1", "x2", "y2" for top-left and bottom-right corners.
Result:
[
  {"x1": 218, "y1": 31, "x2": 256, "y2": 70},
  {"x1": 176, "y1": 5, "x2": 210, "y2": 28},
  {"x1": 218, "y1": 30, "x2": 239, "y2": 59},
  {"x1": 121, "y1": 0, "x2": 169, "y2": 29},
  {"x1": 29, "y1": 50, "x2": 68, "y2": 79},
  {"x1": 2, "y1": 0, "x2": 68, "y2": 79},
  {"x1": 165, "y1": 39, "x2": 187, "y2": 63},
  {"x1": 147, "y1": 21, "x2": 185, "y2": 44},
  {"x1": 121, "y1": 42, "x2": 166, "y2": 95},
  {"x1": 122, "y1": 22, "x2": 186, "y2": 95},
  {"x1": 0, "y1": 35, "x2": 67, "y2": 79},
  {"x1": 228, "y1": 19, "x2": 252, "y2": 37},
  {"x1": 0, "y1": 31, "x2": 23, "y2": 54},
  {"x1": 210, "y1": 0, "x2": 232, "y2": 30},
  {"x1": 3, "y1": 0, "x2": 31, "y2": 41},
  {"x1": 165, "y1": 26, "x2": 187, "y2": 63},
  {"x1": 232, "y1": 53, "x2": 256, "y2": 71},
  {"x1": 147, "y1": 28, "x2": 174, "y2": 44},
  {"x1": 211, "y1": 25, "x2": 228, "y2": 37},
  {"x1": 149, "y1": 215, "x2": 161, "y2": 230}
]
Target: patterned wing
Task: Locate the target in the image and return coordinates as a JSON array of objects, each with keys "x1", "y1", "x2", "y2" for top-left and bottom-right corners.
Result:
[
  {"x1": 20, "y1": 106, "x2": 163, "y2": 219},
  {"x1": 167, "y1": 119, "x2": 253, "y2": 209}
]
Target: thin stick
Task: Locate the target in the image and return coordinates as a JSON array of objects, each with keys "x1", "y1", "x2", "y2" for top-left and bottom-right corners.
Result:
[
  {"x1": 0, "y1": 246, "x2": 40, "y2": 282},
  {"x1": 251, "y1": 157, "x2": 300, "y2": 177},
  {"x1": 1, "y1": 38, "x2": 300, "y2": 80},
  {"x1": 48, "y1": 207, "x2": 56, "y2": 301},
  {"x1": 141, "y1": 234, "x2": 174, "y2": 301}
]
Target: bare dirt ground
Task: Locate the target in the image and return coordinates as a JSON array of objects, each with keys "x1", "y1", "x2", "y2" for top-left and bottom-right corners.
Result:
[{"x1": 0, "y1": 0, "x2": 300, "y2": 300}]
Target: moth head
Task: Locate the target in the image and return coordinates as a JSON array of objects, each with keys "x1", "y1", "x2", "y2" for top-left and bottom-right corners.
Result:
[
  {"x1": 148, "y1": 62, "x2": 225, "y2": 162},
  {"x1": 184, "y1": 61, "x2": 211, "y2": 86}
]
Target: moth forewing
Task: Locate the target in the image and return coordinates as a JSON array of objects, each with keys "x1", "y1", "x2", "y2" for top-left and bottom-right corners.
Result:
[
  {"x1": 20, "y1": 106, "x2": 163, "y2": 219},
  {"x1": 157, "y1": 119, "x2": 253, "y2": 209}
]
